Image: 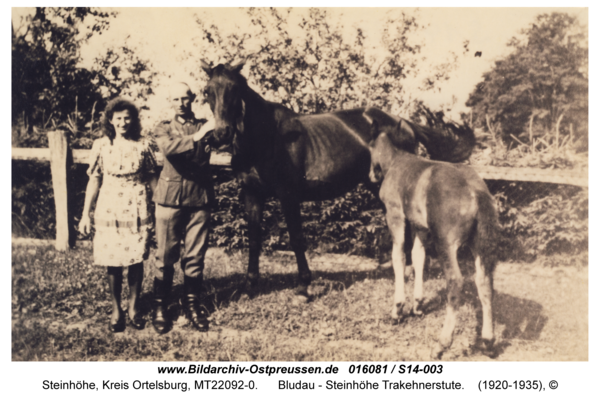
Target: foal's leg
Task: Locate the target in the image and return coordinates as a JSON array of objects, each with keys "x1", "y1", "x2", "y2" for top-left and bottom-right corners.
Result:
[
  {"x1": 412, "y1": 233, "x2": 426, "y2": 316},
  {"x1": 473, "y1": 251, "x2": 495, "y2": 352},
  {"x1": 432, "y1": 243, "x2": 463, "y2": 359},
  {"x1": 387, "y1": 215, "x2": 408, "y2": 320},
  {"x1": 243, "y1": 189, "x2": 265, "y2": 289},
  {"x1": 279, "y1": 195, "x2": 311, "y2": 297}
]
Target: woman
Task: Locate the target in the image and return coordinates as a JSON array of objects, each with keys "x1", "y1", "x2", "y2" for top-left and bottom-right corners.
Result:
[{"x1": 79, "y1": 98, "x2": 157, "y2": 332}]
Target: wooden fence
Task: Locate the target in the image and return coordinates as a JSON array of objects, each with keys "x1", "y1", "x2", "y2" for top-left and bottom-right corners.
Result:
[{"x1": 12, "y1": 131, "x2": 588, "y2": 251}]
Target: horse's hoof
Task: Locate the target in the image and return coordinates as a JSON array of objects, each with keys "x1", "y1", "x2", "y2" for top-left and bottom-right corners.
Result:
[
  {"x1": 294, "y1": 285, "x2": 310, "y2": 299},
  {"x1": 242, "y1": 277, "x2": 258, "y2": 298},
  {"x1": 299, "y1": 272, "x2": 312, "y2": 287},
  {"x1": 475, "y1": 338, "x2": 497, "y2": 358},
  {"x1": 430, "y1": 344, "x2": 445, "y2": 360},
  {"x1": 246, "y1": 273, "x2": 259, "y2": 288},
  {"x1": 391, "y1": 302, "x2": 408, "y2": 321},
  {"x1": 292, "y1": 294, "x2": 309, "y2": 306},
  {"x1": 412, "y1": 299, "x2": 424, "y2": 316},
  {"x1": 391, "y1": 311, "x2": 408, "y2": 324}
]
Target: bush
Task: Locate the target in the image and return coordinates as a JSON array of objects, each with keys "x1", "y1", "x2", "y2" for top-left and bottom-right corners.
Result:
[
  {"x1": 12, "y1": 161, "x2": 54, "y2": 239},
  {"x1": 12, "y1": 160, "x2": 588, "y2": 262},
  {"x1": 490, "y1": 182, "x2": 587, "y2": 260},
  {"x1": 12, "y1": 160, "x2": 89, "y2": 240}
]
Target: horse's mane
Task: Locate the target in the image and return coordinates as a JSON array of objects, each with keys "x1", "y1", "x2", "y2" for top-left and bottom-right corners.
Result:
[{"x1": 407, "y1": 120, "x2": 475, "y2": 163}]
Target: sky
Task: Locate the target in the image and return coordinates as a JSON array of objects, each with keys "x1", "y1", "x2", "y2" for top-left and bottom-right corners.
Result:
[{"x1": 10, "y1": 6, "x2": 588, "y2": 124}]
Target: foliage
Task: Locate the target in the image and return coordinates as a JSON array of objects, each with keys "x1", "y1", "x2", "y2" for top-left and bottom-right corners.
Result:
[
  {"x1": 12, "y1": 7, "x2": 157, "y2": 149},
  {"x1": 12, "y1": 161, "x2": 89, "y2": 240},
  {"x1": 303, "y1": 185, "x2": 385, "y2": 257},
  {"x1": 466, "y1": 13, "x2": 588, "y2": 151},
  {"x1": 13, "y1": 162, "x2": 588, "y2": 261},
  {"x1": 209, "y1": 172, "x2": 248, "y2": 251},
  {"x1": 469, "y1": 128, "x2": 588, "y2": 170},
  {"x1": 208, "y1": 168, "x2": 385, "y2": 257},
  {"x1": 188, "y1": 8, "x2": 456, "y2": 115},
  {"x1": 91, "y1": 43, "x2": 158, "y2": 106},
  {"x1": 491, "y1": 183, "x2": 587, "y2": 260},
  {"x1": 12, "y1": 162, "x2": 55, "y2": 239}
]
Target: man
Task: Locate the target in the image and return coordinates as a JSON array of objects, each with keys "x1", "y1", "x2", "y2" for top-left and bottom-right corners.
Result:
[{"x1": 151, "y1": 82, "x2": 215, "y2": 334}]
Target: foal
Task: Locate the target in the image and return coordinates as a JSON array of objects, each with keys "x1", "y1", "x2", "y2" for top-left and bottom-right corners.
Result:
[{"x1": 369, "y1": 120, "x2": 499, "y2": 359}]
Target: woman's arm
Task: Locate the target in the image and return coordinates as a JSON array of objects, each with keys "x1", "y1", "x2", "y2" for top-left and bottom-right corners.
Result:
[
  {"x1": 78, "y1": 176, "x2": 101, "y2": 235},
  {"x1": 148, "y1": 174, "x2": 158, "y2": 194}
]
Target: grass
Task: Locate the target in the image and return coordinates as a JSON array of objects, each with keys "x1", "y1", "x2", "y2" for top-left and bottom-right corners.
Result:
[{"x1": 11, "y1": 244, "x2": 588, "y2": 361}]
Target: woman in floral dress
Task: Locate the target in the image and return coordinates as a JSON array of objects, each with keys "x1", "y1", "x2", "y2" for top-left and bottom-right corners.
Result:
[{"x1": 79, "y1": 98, "x2": 157, "y2": 332}]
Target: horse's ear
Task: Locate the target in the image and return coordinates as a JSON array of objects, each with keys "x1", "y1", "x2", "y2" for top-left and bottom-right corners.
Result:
[
  {"x1": 230, "y1": 60, "x2": 245, "y2": 74},
  {"x1": 200, "y1": 60, "x2": 212, "y2": 76},
  {"x1": 397, "y1": 119, "x2": 416, "y2": 141},
  {"x1": 390, "y1": 119, "x2": 418, "y2": 153},
  {"x1": 370, "y1": 120, "x2": 380, "y2": 141}
]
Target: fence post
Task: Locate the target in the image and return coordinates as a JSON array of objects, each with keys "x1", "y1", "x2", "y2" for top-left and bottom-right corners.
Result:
[{"x1": 47, "y1": 130, "x2": 71, "y2": 251}]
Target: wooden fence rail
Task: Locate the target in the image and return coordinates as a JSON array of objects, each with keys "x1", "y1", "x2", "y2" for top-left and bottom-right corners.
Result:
[
  {"x1": 12, "y1": 131, "x2": 588, "y2": 250},
  {"x1": 11, "y1": 146, "x2": 232, "y2": 167}
]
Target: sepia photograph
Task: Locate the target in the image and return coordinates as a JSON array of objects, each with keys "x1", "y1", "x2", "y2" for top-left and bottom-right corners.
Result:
[{"x1": 11, "y1": 6, "x2": 589, "y2": 363}]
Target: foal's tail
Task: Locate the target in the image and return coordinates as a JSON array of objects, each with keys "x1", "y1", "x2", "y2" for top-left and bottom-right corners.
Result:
[{"x1": 475, "y1": 190, "x2": 500, "y2": 272}]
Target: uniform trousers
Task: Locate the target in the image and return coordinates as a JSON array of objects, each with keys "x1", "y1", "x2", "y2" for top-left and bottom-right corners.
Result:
[{"x1": 154, "y1": 204, "x2": 211, "y2": 281}]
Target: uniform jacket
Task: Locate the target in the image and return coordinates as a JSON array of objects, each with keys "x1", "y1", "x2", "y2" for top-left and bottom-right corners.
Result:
[{"x1": 152, "y1": 115, "x2": 215, "y2": 207}]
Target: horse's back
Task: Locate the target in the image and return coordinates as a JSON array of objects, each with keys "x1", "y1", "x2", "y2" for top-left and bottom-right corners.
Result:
[
  {"x1": 379, "y1": 154, "x2": 435, "y2": 228},
  {"x1": 280, "y1": 110, "x2": 375, "y2": 198},
  {"x1": 383, "y1": 153, "x2": 482, "y2": 242}
]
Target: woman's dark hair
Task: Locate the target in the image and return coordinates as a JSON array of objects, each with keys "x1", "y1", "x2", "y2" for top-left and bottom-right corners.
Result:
[{"x1": 101, "y1": 97, "x2": 142, "y2": 143}]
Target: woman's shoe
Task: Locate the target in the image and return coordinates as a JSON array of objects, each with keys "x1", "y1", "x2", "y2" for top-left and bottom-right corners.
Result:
[
  {"x1": 128, "y1": 313, "x2": 146, "y2": 330},
  {"x1": 109, "y1": 309, "x2": 126, "y2": 333}
]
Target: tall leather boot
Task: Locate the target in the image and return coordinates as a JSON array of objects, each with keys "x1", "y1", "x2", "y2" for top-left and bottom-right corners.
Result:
[
  {"x1": 182, "y1": 276, "x2": 209, "y2": 332},
  {"x1": 152, "y1": 277, "x2": 172, "y2": 334}
]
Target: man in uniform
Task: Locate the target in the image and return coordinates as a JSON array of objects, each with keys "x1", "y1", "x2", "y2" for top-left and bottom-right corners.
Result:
[{"x1": 151, "y1": 82, "x2": 215, "y2": 334}]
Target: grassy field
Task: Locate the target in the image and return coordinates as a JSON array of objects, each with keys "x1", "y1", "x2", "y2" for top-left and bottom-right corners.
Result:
[{"x1": 12, "y1": 244, "x2": 588, "y2": 361}]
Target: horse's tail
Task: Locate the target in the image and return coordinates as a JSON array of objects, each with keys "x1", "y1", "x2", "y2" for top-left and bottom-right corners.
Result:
[
  {"x1": 474, "y1": 190, "x2": 499, "y2": 273},
  {"x1": 409, "y1": 121, "x2": 476, "y2": 163}
]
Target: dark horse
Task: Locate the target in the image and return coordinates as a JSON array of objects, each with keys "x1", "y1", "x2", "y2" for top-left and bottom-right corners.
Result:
[
  {"x1": 368, "y1": 119, "x2": 499, "y2": 359},
  {"x1": 200, "y1": 61, "x2": 475, "y2": 297}
]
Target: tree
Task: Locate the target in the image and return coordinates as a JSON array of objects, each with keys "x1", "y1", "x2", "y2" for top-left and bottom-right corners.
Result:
[
  {"x1": 184, "y1": 8, "x2": 454, "y2": 116},
  {"x1": 466, "y1": 12, "x2": 588, "y2": 150},
  {"x1": 12, "y1": 7, "x2": 157, "y2": 148},
  {"x1": 12, "y1": 8, "x2": 113, "y2": 139},
  {"x1": 91, "y1": 43, "x2": 158, "y2": 105}
]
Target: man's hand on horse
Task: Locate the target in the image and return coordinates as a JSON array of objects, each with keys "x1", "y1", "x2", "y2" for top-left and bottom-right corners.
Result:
[{"x1": 193, "y1": 118, "x2": 215, "y2": 142}]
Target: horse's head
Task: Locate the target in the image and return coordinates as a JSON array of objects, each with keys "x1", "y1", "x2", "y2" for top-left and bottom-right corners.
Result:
[{"x1": 200, "y1": 60, "x2": 247, "y2": 148}]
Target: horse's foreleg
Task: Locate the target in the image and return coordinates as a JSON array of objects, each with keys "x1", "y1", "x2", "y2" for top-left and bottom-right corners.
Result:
[
  {"x1": 474, "y1": 253, "x2": 495, "y2": 354},
  {"x1": 279, "y1": 196, "x2": 311, "y2": 296},
  {"x1": 243, "y1": 189, "x2": 264, "y2": 289},
  {"x1": 412, "y1": 233, "x2": 426, "y2": 316},
  {"x1": 365, "y1": 182, "x2": 412, "y2": 268},
  {"x1": 391, "y1": 241, "x2": 408, "y2": 320},
  {"x1": 432, "y1": 243, "x2": 463, "y2": 359},
  {"x1": 387, "y1": 215, "x2": 408, "y2": 321}
]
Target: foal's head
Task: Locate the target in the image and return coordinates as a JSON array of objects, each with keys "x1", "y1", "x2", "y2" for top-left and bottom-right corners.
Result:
[
  {"x1": 368, "y1": 120, "x2": 394, "y2": 183},
  {"x1": 200, "y1": 60, "x2": 247, "y2": 148},
  {"x1": 368, "y1": 118, "x2": 419, "y2": 183}
]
